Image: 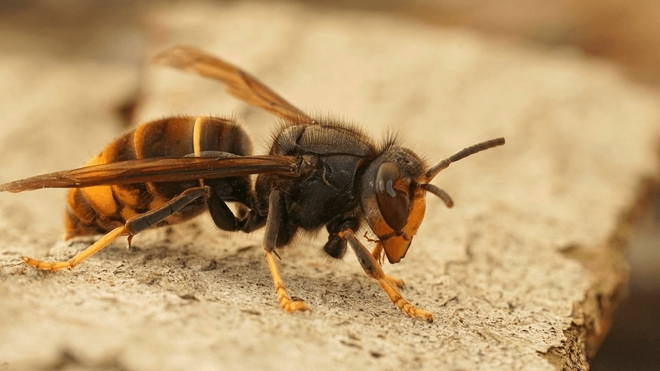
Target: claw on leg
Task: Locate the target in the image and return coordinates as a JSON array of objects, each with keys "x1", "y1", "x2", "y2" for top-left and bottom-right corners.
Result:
[{"x1": 265, "y1": 250, "x2": 309, "y2": 313}]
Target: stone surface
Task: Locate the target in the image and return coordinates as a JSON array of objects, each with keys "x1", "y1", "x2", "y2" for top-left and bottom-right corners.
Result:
[{"x1": 0, "y1": 2, "x2": 658, "y2": 370}]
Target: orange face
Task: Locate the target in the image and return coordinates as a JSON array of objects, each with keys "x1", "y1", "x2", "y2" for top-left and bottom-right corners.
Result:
[
  {"x1": 368, "y1": 186, "x2": 426, "y2": 263},
  {"x1": 360, "y1": 146, "x2": 429, "y2": 264}
]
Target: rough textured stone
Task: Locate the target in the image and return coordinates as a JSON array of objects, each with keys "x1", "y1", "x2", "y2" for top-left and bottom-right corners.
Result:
[{"x1": 1, "y1": 2, "x2": 658, "y2": 370}]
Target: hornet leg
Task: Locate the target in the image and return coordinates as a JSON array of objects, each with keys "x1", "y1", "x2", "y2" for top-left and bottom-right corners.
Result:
[
  {"x1": 371, "y1": 242, "x2": 405, "y2": 289},
  {"x1": 263, "y1": 189, "x2": 309, "y2": 313},
  {"x1": 339, "y1": 229, "x2": 432, "y2": 322},
  {"x1": 22, "y1": 186, "x2": 211, "y2": 271}
]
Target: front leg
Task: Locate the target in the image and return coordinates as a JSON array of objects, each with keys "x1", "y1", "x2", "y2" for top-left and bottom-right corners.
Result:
[
  {"x1": 371, "y1": 242, "x2": 405, "y2": 289},
  {"x1": 339, "y1": 229, "x2": 432, "y2": 322},
  {"x1": 325, "y1": 217, "x2": 404, "y2": 288}
]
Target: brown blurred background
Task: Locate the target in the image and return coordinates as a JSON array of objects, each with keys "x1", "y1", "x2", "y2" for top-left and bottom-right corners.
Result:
[
  {"x1": 1, "y1": 0, "x2": 659, "y2": 369},
  {"x1": 4, "y1": 0, "x2": 660, "y2": 85}
]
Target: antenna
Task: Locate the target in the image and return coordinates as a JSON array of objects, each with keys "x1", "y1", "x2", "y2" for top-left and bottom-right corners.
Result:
[{"x1": 425, "y1": 137, "x2": 505, "y2": 181}]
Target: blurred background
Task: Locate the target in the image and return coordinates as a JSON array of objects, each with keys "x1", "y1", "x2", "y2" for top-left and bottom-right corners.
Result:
[{"x1": 1, "y1": 0, "x2": 658, "y2": 369}]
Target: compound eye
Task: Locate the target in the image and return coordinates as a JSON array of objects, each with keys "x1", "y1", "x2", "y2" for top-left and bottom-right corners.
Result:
[{"x1": 376, "y1": 162, "x2": 410, "y2": 231}]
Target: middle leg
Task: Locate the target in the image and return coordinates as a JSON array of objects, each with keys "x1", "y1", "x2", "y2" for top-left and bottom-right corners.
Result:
[{"x1": 262, "y1": 189, "x2": 309, "y2": 313}]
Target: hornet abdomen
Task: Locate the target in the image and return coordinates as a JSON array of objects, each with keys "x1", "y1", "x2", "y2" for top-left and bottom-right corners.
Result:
[{"x1": 64, "y1": 116, "x2": 252, "y2": 239}]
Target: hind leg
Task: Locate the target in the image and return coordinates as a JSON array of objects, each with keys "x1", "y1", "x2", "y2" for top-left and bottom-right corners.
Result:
[{"x1": 22, "y1": 186, "x2": 211, "y2": 271}]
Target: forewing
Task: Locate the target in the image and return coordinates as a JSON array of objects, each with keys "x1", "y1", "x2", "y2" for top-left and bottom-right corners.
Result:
[
  {"x1": 0, "y1": 156, "x2": 299, "y2": 193},
  {"x1": 153, "y1": 46, "x2": 314, "y2": 125}
]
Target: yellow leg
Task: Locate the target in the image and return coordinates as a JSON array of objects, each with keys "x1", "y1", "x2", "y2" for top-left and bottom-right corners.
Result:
[
  {"x1": 265, "y1": 251, "x2": 309, "y2": 313},
  {"x1": 262, "y1": 189, "x2": 309, "y2": 313},
  {"x1": 371, "y1": 242, "x2": 385, "y2": 265},
  {"x1": 376, "y1": 277, "x2": 432, "y2": 321},
  {"x1": 22, "y1": 226, "x2": 128, "y2": 271},
  {"x1": 384, "y1": 274, "x2": 405, "y2": 289},
  {"x1": 341, "y1": 229, "x2": 432, "y2": 322},
  {"x1": 370, "y1": 243, "x2": 405, "y2": 289},
  {"x1": 22, "y1": 186, "x2": 211, "y2": 271}
]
